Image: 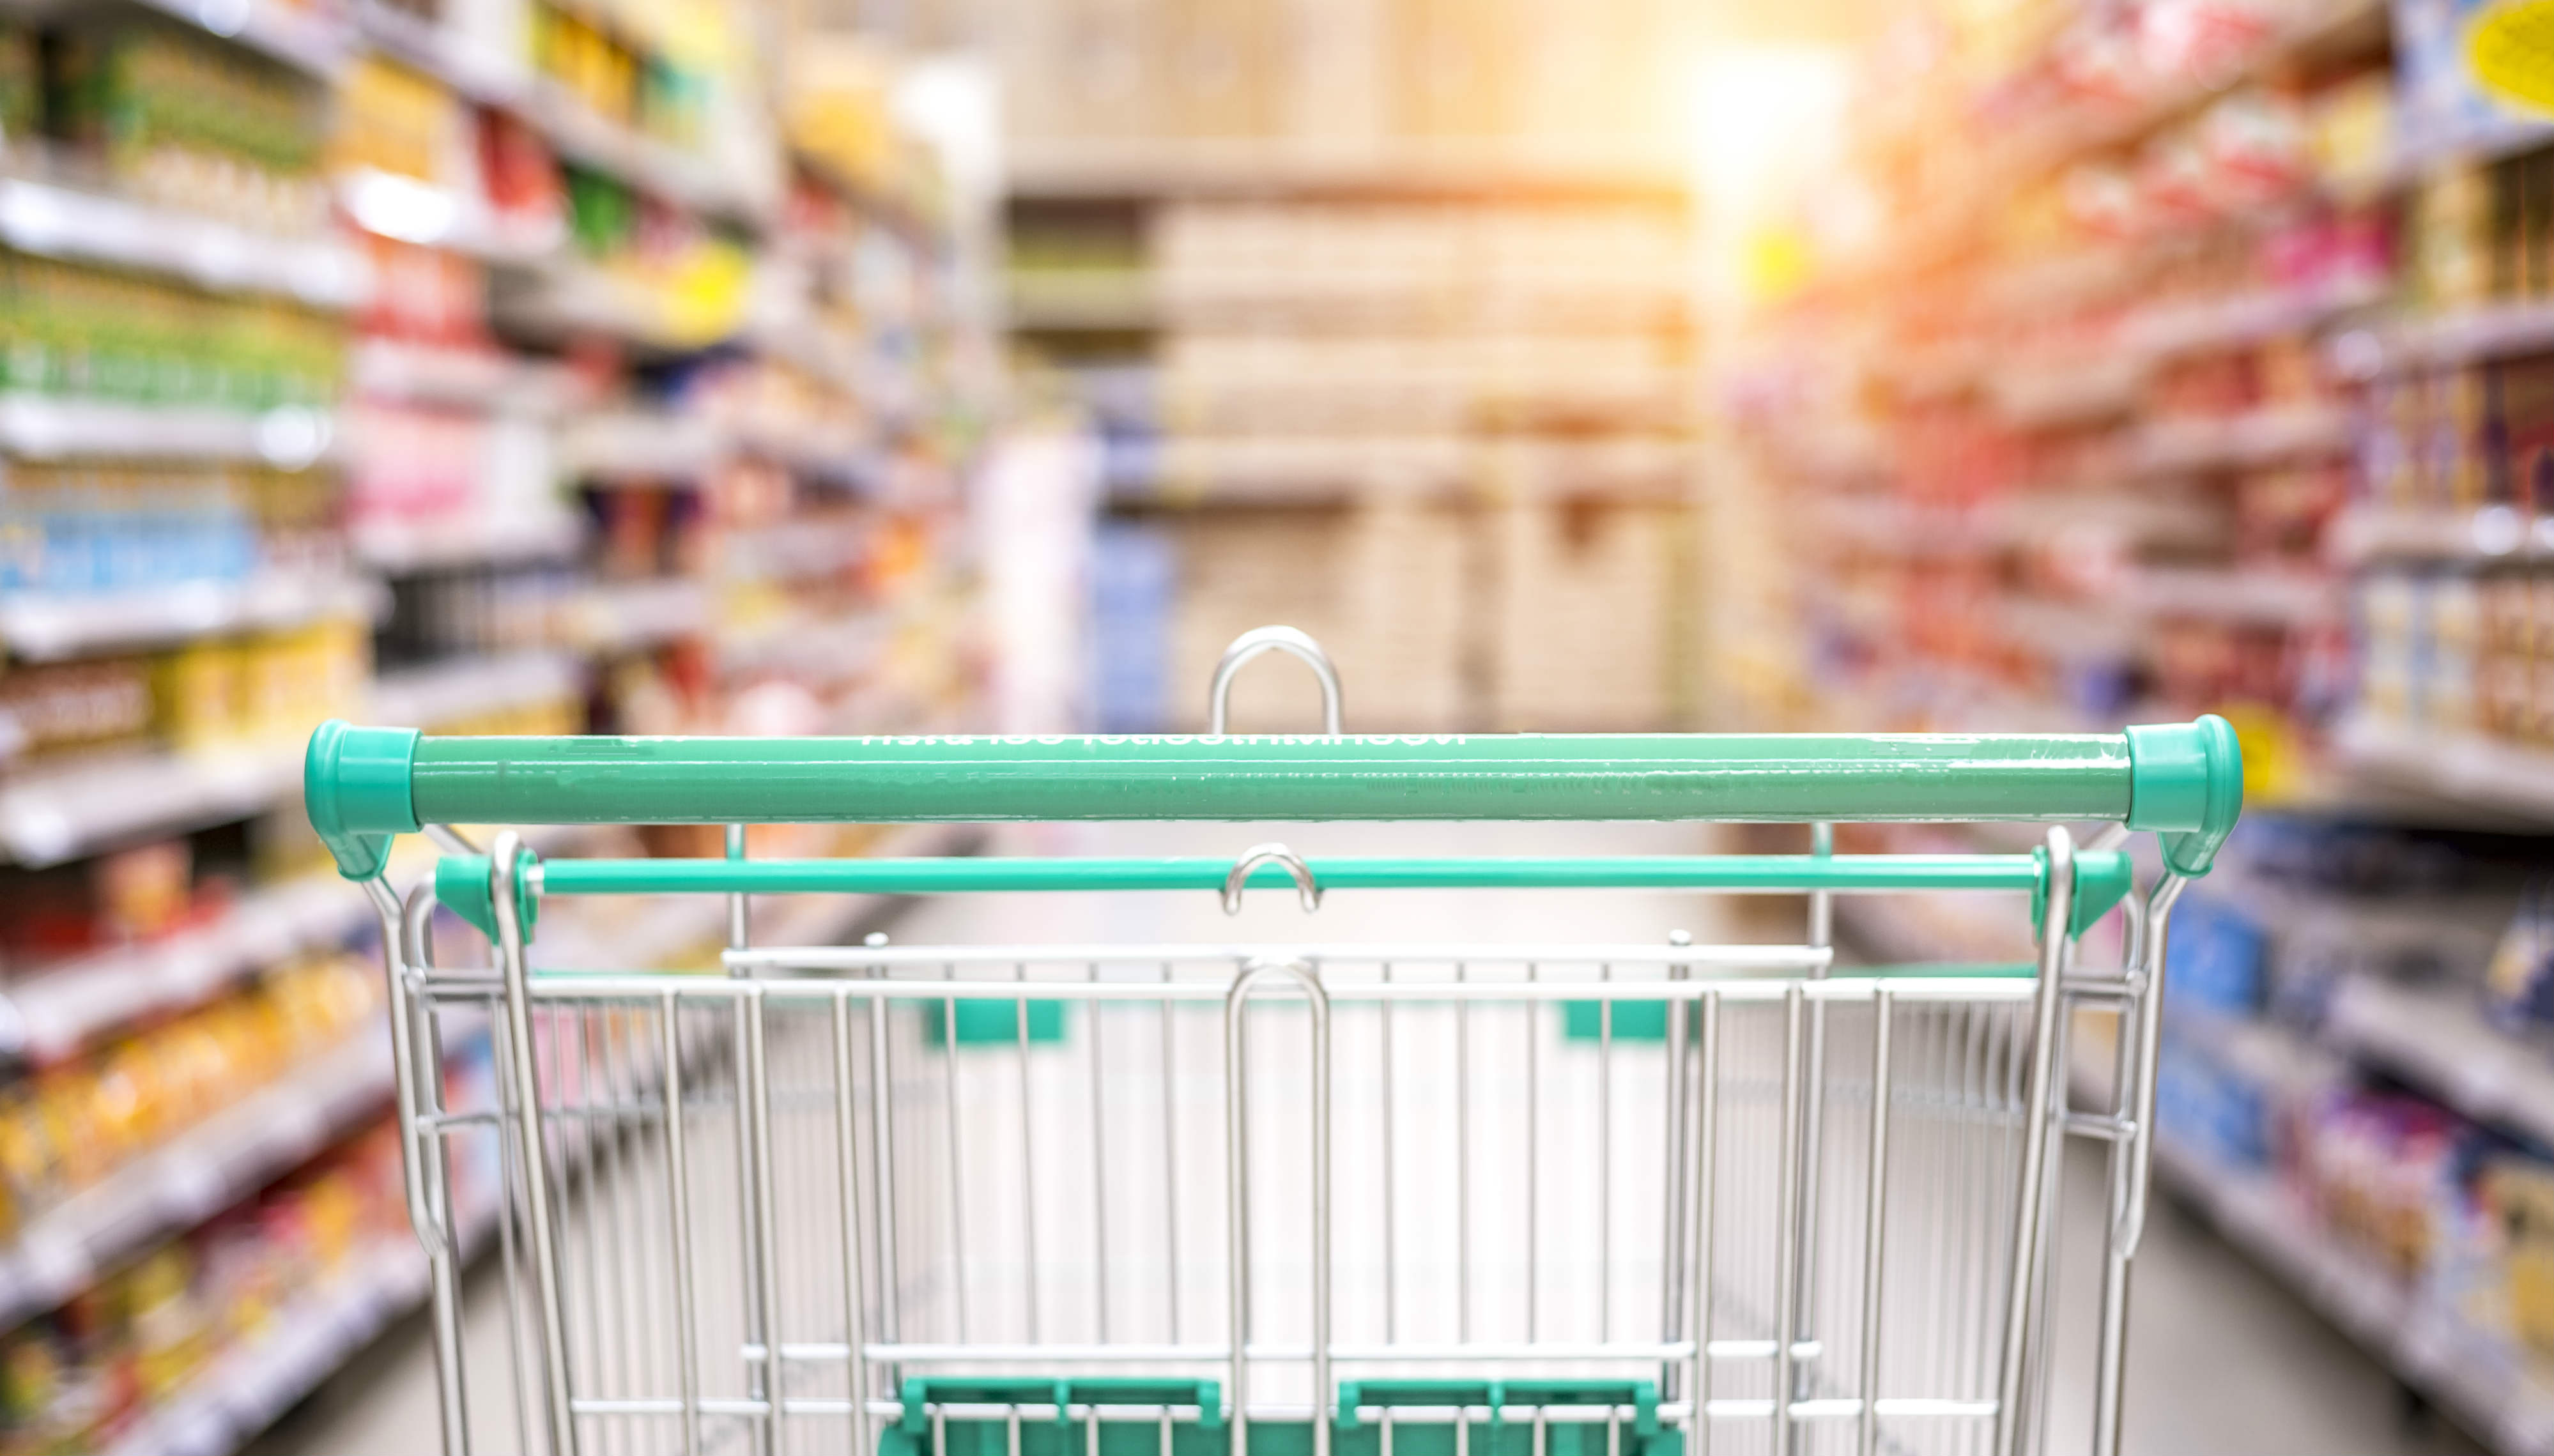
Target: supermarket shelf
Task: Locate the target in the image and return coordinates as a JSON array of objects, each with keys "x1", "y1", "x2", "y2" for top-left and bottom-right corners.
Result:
[
  {"x1": 0, "y1": 1025, "x2": 392, "y2": 1329},
  {"x1": 2358, "y1": 299, "x2": 2554, "y2": 371},
  {"x1": 2330, "y1": 503, "x2": 2551, "y2": 563},
  {"x1": 2128, "y1": 405, "x2": 2352, "y2": 476},
  {"x1": 336, "y1": 166, "x2": 564, "y2": 266},
  {"x1": 350, "y1": 3, "x2": 773, "y2": 227},
  {"x1": 0, "y1": 174, "x2": 365, "y2": 308},
  {"x1": 369, "y1": 648, "x2": 586, "y2": 730},
  {"x1": 2325, "y1": 973, "x2": 2554, "y2": 1148},
  {"x1": 348, "y1": 337, "x2": 579, "y2": 411},
  {"x1": 559, "y1": 410, "x2": 730, "y2": 482},
  {"x1": 1132, "y1": 434, "x2": 1470, "y2": 503},
  {"x1": 126, "y1": 0, "x2": 353, "y2": 79},
  {"x1": 0, "y1": 741, "x2": 306, "y2": 868},
  {"x1": 2121, "y1": 565, "x2": 2340, "y2": 627},
  {"x1": 0, "y1": 573, "x2": 382, "y2": 662},
  {"x1": 4, "y1": 873, "x2": 367, "y2": 1063},
  {"x1": 1854, "y1": 0, "x2": 2389, "y2": 284},
  {"x1": 524, "y1": 82, "x2": 778, "y2": 227},
  {"x1": 2229, "y1": 869, "x2": 2514, "y2": 970},
  {"x1": 719, "y1": 607, "x2": 890, "y2": 686},
  {"x1": 2125, "y1": 275, "x2": 2391, "y2": 362},
  {"x1": 349, "y1": 0, "x2": 533, "y2": 108},
  {"x1": 497, "y1": 258, "x2": 735, "y2": 354},
  {"x1": 560, "y1": 406, "x2": 874, "y2": 489},
  {"x1": 100, "y1": 1234, "x2": 441, "y2": 1456},
  {"x1": 0, "y1": 395, "x2": 337, "y2": 464},
  {"x1": 720, "y1": 517, "x2": 869, "y2": 586},
  {"x1": 1989, "y1": 358, "x2": 2143, "y2": 428},
  {"x1": 1008, "y1": 138, "x2": 1693, "y2": 201},
  {"x1": 2166, "y1": 1004, "x2": 2350, "y2": 1099},
  {"x1": 558, "y1": 578, "x2": 712, "y2": 652},
  {"x1": 2155, "y1": 1140, "x2": 2554, "y2": 1456},
  {"x1": 1008, "y1": 277, "x2": 1160, "y2": 332},
  {"x1": 2387, "y1": 113, "x2": 2554, "y2": 215},
  {"x1": 351, "y1": 512, "x2": 585, "y2": 573},
  {"x1": 2335, "y1": 714, "x2": 2554, "y2": 822},
  {"x1": 743, "y1": 317, "x2": 867, "y2": 394}
]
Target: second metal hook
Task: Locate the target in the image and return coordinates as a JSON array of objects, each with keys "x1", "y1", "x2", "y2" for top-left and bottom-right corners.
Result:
[{"x1": 1222, "y1": 843, "x2": 1321, "y2": 915}]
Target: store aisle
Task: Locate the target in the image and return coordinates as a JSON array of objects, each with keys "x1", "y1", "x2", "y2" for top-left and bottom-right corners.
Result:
[{"x1": 258, "y1": 824, "x2": 2479, "y2": 1456}]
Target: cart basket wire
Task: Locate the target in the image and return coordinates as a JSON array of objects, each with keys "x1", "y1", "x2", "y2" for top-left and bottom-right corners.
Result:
[{"x1": 305, "y1": 703, "x2": 2239, "y2": 1456}]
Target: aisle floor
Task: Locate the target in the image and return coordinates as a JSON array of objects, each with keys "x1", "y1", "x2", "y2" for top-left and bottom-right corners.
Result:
[{"x1": 259, "y1": 823, "x2": 2484, "y2": 1456}]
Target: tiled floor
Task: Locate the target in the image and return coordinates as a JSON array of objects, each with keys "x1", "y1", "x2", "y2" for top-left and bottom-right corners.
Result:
[{"x1": 257, "y1": 823, "x2": 2487, "y2": 1456}]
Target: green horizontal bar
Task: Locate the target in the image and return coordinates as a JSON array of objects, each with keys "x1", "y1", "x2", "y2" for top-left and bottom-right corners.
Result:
[
  {"x1": 408, "y1": 732, "x2": 2141, "y2": 825},
  {"x1": 535, "y1": 853, "x2": 2083, "y2": 897},
  {"x1": 309, "y1": 718, "x2": 2240, "y2": 884},
  {"x1": 442, "y1": 852, "x2": 2134, "y2": 940}
]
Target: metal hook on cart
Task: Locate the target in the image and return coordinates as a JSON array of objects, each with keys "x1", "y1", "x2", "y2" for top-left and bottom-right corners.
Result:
[
  {"x1": 1208, "y1": 625, "x2": 1343, "y2": 736},
  {"x1": 1222, "y1": 843, "x2": 1321, "y2": 914}
]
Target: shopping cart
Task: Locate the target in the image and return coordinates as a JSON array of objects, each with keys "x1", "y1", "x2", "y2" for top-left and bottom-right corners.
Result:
[{"x1": 305, "y1": 627, "x2": 2240, "y2": 1456}]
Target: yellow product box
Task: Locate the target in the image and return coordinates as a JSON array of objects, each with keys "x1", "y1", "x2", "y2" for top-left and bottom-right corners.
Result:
[
  {"x1": 2488, "y1": 1158, "x2": 2554, "y2": 1360},
  {"x1": 154, "y1": 640, "x2": 245, "y2": 751}
]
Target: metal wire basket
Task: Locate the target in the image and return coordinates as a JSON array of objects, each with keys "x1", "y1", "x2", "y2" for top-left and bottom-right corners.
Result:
[{"x1": 307, "y1": 629, "x2": 2240, "y2": 1456}]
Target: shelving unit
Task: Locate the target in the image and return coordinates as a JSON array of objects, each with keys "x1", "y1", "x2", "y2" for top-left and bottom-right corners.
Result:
[
  {"x1": 0, "y1": 0, "x2": 1001, "y2": 1447},
  {"x1": 100, "y1": 1232, "x2": 449, "y2": 1456},
  {"x1": 0, "y1": 1026, "x2": 392, "y2": 1328},
  {"x1": 1735, "y1": 3, "x2": 2554, "y2": 1446},
  {"x1": 2157, "y1": 1142, "x2": 2554, "y2": 1456},
  {"x1": 1014, "y1": 159, "x2": 1704, "y2": 732}
]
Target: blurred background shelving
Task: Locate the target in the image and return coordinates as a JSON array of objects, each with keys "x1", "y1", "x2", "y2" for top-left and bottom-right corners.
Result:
[
  {"x1": 18, "y1": 0, "x2": 2554, "y2": 1451},
  {"x1": 0, "y1": 0, "x2": 1001, "y2": 1448},
  {"x1": 1710, "y1": 1, "x2": 2554, "y2": 1448}
]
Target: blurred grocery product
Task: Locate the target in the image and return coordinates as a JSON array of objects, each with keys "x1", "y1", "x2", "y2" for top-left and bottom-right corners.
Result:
[
  {"x1": 0, "y1": 2, "x2": 1001, "y2": 1450},
  {"x1": 1711, "y1": 1, "x2": 2554, "y2": 1443}
]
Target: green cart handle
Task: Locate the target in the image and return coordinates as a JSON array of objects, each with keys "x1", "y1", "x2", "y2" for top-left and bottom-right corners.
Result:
[{"x1": 304, "y1": 716, "x2": 2240, "y2": 883}]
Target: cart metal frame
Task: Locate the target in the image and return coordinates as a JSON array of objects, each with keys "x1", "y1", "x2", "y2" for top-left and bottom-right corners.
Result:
[{"x1": 311, "y1": 630, "x2": 2239, "y2": 1456}]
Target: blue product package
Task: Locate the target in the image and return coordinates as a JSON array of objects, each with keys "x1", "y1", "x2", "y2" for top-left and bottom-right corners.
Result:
[
  {"x1": 2167, "y1": 891, "x2": 2268, "y2": 1018},
  {"x1": 1091, "y1": 521, "x2": 1177, "y2": 732}
]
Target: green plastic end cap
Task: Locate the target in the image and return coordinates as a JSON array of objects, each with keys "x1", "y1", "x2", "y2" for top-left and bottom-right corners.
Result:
[
  {"x1": 2124, "y1": 716, "x2": 2243, "y2": 877},
  {"x1": 435, "y1": 850, "x2": 541, "y2": 942},
  {"x1": 305, "y1": 721, "x2": 420, "y2": 882},
  {"x1": 2032, "y1": 848, "x2": 2133, "y2": 937}
]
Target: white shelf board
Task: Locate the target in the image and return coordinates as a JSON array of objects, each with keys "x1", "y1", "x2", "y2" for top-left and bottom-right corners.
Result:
[
  {"x1": 0, "y1": 574, "x2": 381, "y2": 662},
  {"x1": 2335, "y1": 714, "x2": 2554, "y2": 822},
  {"x1": 350, "y1": 0, "x2": 533, "y2": 107},
  {"x1": 351, "y1": 512, "x2": 585, "y2": 572},
  {"x1": 0, "y1": 395, "x2": 337, "y2": 464},
  {"x1": 1008, "y1": 138, "x2": 1691, "y2": 201},
  {"x1": 560, "y1": 578, "x2": 712, "y2": 652},
  {"x1": 558, "y1": 410, "x2": 730, "y2": 481},
  {"x1": 130, "y1": 0, "x2": 353, "y2": 78},
  {"x1": 2328, "y1": 503, "x2": 2550, "y2": 564},
  {"x1": 2128, "y1": 405, "x2": 2352, "y2": 476},
  {"x1": 0, "y1": 175, "x2": 365, "y2": 307},
  {"x1": 0, "y1": 742, "x2": 306, "y2": 866},
  {"x1": 2325, "y1": 974, "x2": 2554, "y2": 1149},
  {"x1": 336, "y1": 166, "x2": 564, "y2": 267},
  {"x1": 4, "y1": 872, "x2": 367, "y2": 1062},
  {"x1": 348, "y1": 337, "x2": 580, "y2": 411},
  {"x1": 369, "y1": 648, "x2": 586, "y2": 730},
  {"x1": 2120, "y1": 565, "x2": 2341, "y2": 627}
]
